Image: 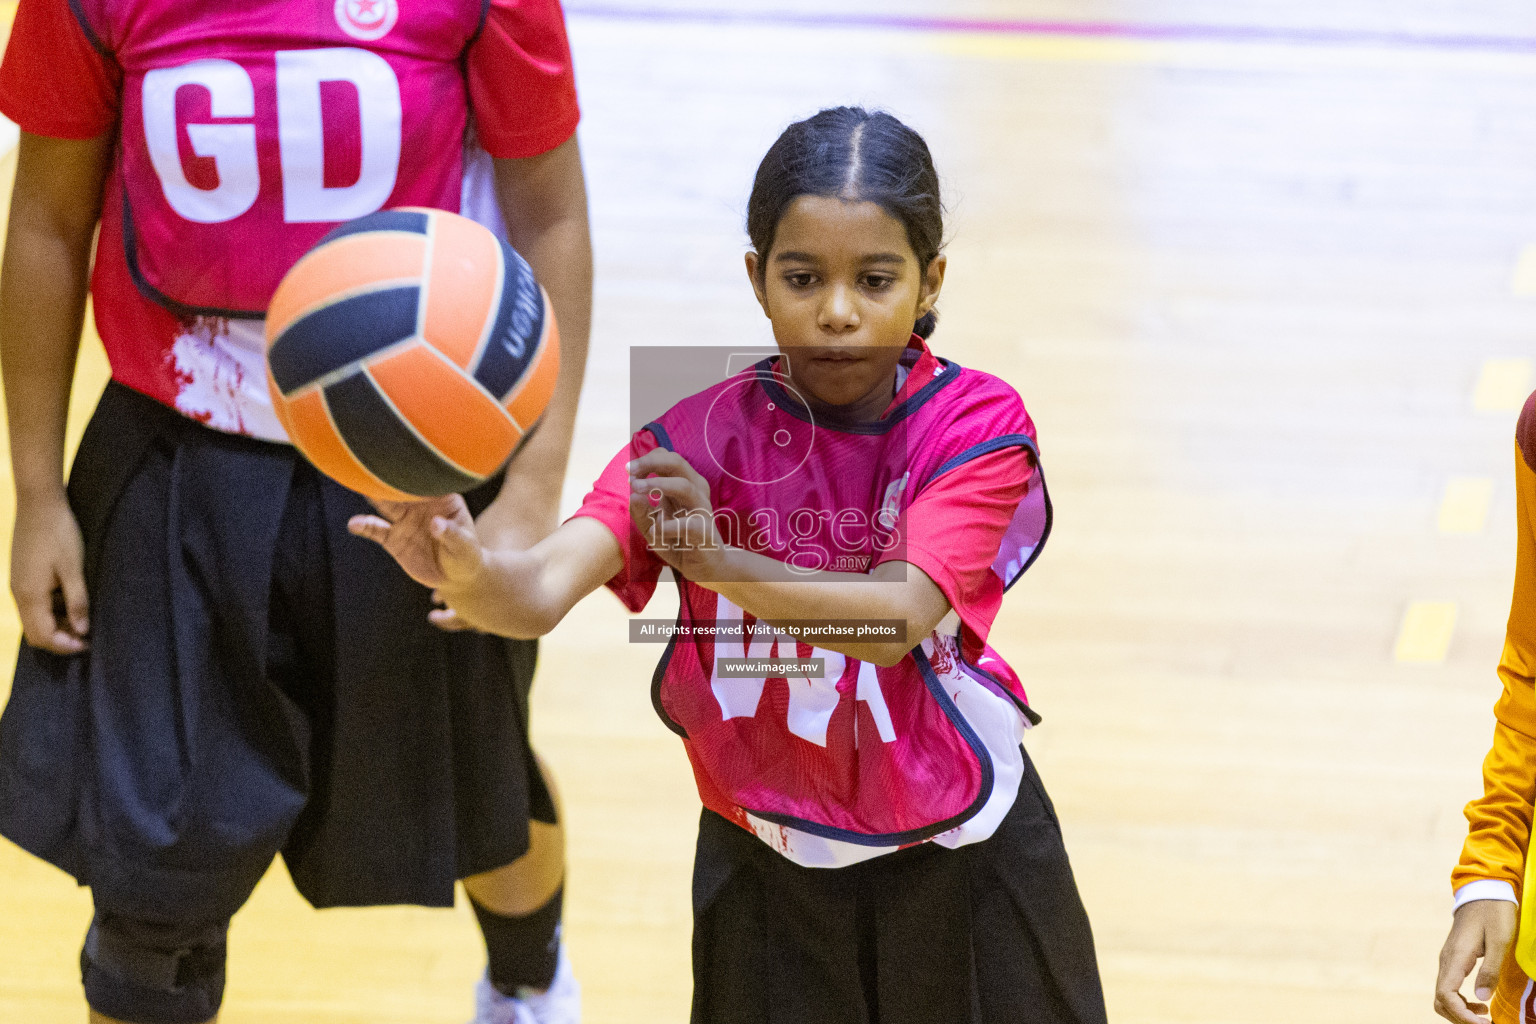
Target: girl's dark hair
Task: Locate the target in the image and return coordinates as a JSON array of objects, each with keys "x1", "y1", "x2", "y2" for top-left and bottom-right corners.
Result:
[{"x1": 747, "y1": 107, "x2": 943, "y2": 339}]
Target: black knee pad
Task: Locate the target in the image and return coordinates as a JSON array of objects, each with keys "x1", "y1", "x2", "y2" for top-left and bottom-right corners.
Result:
[{"x1": 81, "y1": 912, "x2": 228, "y2": 1024}]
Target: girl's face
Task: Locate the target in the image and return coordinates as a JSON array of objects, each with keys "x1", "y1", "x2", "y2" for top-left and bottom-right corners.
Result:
[{"x1": 746, "y1": 196, "x2": 946, "y2": 418}]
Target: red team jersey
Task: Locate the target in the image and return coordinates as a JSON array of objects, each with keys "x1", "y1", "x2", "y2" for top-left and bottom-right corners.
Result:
[
  {"x1": 0, "y1": 0, "x2": 578, "y2": 439},
  {"x1": 576, "y1": 341, "x2": 1052, "y2": 867}
]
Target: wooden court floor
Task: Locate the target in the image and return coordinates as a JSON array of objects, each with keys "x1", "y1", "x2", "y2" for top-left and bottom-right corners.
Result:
[{"x1": 6, "y1": 1, "x2": 1536, "y2": 1021}]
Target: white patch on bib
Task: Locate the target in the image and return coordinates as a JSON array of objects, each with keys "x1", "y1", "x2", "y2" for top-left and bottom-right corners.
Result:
[
  {"x1": 335, "y1": 0, "x2": 398, "y2": 41},
  {"x1": 171, "y1": 318, "x2": 288, "y2": 441}
]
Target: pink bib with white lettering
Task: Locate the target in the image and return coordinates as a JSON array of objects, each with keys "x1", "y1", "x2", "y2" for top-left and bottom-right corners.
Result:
[
  {"x1": 642, "y1": 345, "x2": 1051, "y2": 867},
  {"x1": 87, "y1": 0, "x2": 479, "y2": 317},
  {"x1": 40, "y1": 0, "x2": 575, "y2": 438}
]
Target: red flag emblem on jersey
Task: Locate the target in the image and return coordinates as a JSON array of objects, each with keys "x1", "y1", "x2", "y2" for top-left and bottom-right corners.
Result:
[{"x1": 336, "y1": 0, "x2": 398, "y2": 40}]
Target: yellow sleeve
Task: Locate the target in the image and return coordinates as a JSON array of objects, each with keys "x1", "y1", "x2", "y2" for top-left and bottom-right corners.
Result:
[{"x1": 1454, "y1": 428, "x2": 1536, "y2": 892}]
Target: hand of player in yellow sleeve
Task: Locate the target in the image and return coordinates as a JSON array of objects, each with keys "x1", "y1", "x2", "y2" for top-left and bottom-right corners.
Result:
[{"x1": 1436, "y1": 899, "x2": 1518, "y2": 1023}]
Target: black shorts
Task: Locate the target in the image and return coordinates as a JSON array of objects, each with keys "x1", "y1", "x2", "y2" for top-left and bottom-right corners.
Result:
[
  {"x1": 690, "y1": 745, "x2": 1108, "y2": 1024},
  {"x1": 0, "y1": 381, "x2": 550, "y2": 923}
]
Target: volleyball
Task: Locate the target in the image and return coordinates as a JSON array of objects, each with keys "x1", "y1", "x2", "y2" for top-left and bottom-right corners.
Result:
[{"x1": 264, "y1": 207, "x2": 560, "y2": 502}]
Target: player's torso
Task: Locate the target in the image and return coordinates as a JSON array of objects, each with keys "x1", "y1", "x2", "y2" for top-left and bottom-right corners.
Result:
[
  {"x1": 650, "y1": 354, "x2": 1039, "y2": 575},
  {"x1": 645, "y1": 356, "x2": 1048, "y2": 867},
  {"x1": 79, "y1": 0, "x2": 499, "y2": 437},
  {"x1": 93, "y1": 0, "x2": 487, "y2": 316}
]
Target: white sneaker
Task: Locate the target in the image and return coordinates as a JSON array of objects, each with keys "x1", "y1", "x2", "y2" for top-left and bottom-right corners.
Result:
[{"x1": 470, "y1": 943, "x2": 580, "y2": 1024}]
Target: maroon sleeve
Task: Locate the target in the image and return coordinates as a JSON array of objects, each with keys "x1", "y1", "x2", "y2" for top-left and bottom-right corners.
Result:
[
  {"x1": 465, "y1": 0, "x2": 580, "y2": 159},
  {"x1": 569, "y1": 430, "x2": 667, "y2": 613},
  {"x1": 1518, "y1": 390, "x2": 1536, "y2": 473},
  {"x1": 0, "y1": 0, "x2": 119, "y2": 139},
  {"x1": 875, "y1": 446, "x2": 1034, "y2": 660}
]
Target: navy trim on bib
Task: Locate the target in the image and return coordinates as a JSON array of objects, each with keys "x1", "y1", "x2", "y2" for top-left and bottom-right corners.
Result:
[
  {"x1": 754, "y1": 357, "x2": 962, "y2": 436},
  {"x1": 66, "y1": 0, "x2": 112, "y2": 59},
  {"x1": 122, "y1": 192, "x2": 267, "y2": 320},
  {"x1": 925, "y1": 432, "x2": 1053, "y2": 591},
  {"x1": 931, "y1": 433, "x2": 1038, "y2": 479},
  {"x1": 961, "y1": 654, "x2": 1043, "y2": 726},
  {"x1": 642, "y1": 420, "x2": 677, "y2": 452},
  {"x1": 735, "y1": 646, "x2": 996, "y2": 848},
  {"x1": 642, "y1": 423, "x2": 686, "y2": 735},
  {"x1": 1003, "y1": 460, "x2": 1052, "y2": 592},
  {"x1": 466, "y1": 0, "x2": 493, "y2": 50},
  {"x1": 649, "y1": 578, "x2": 690, "y2": 738}
]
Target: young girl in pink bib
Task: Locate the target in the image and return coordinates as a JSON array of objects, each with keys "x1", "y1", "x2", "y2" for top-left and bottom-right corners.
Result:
[{"x1": 356, "y1": 106, "x2": 1107, "y2": 1023}]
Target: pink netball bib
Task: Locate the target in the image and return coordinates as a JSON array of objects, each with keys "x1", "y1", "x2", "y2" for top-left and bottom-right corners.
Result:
[
  {"x1": 59, "y1": 0, "x2": 534, "y2": 438},
  {"x1": 84, "y1": 0, "x2": 485, "y2": 317},
  {"x1": 642, "y1": 343, "x2": 1051, "y2": 867}
]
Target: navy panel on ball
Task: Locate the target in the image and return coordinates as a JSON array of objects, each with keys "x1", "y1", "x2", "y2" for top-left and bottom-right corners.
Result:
[
  {"x1": 317, "y1": 209, "x2": 431, "y2": 246},
  {"x1": 268, "y1": 286, "x2": 420, "y2": 396},
  {"x1": 471, "y1": 238, "x2": 545, "y2": 401},
  {"x1": 322, "y1": 371, "x2": 487, "y2": 497}
]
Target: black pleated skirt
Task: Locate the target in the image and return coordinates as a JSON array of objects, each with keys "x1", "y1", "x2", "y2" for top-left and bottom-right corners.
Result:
[
  {"x1": 0, "y1": 381, "x2": 544, "y2": 922},
  {"x1": 690, "y1": 745, "x2": 1107, "y2": 1024}
]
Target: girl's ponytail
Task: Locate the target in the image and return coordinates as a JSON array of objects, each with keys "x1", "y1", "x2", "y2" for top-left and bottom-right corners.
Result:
[{"x1": 914, "y1": 310, "x2": 938, "y2": 339}]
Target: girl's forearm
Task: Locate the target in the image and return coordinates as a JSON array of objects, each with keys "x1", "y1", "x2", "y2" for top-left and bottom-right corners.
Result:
[
  {"x1": 448, "y1": 546, "x2": 562, "y2": 638},
  {"x1": 705, "y1": 547, "x2": 948, "y2": 667},
  {"x1": 2, "y1": 221, "x2": 80, "y2": 500},
  {"x1": 450, "y1": 516, "x2": 624, "y2": 639},
  {"x1": 2, "y1": 221, "x2": 93, "y2": 500},
  {"x1": 2, "y1": 143, "x2": 107, "y2": 499}
]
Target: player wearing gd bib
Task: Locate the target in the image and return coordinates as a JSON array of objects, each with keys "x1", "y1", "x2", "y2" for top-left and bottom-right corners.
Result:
[
  {"x1": 0, "y1": 0, "x2": 591, "y2": 1021},
  {"x1": 355, "y1": 107, "x2": 1107, "y2": 1024}
]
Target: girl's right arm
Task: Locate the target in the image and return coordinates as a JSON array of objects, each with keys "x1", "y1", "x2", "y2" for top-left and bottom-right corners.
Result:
[
  {"x1": 349, "y1": 497, "x2": 622, "y2": 639},
  {"x1": 3, "y1": 130, "x2": 113, "y2": 655}
]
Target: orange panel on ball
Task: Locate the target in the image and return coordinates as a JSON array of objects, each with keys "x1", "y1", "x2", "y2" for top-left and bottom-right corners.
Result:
[
  {"x1": 282, "y1": 388, "x2": 418, "y2": 502},
  {"x1": 420, "y1": 213, "x2": 503, "y2": 369},
  {"x1": 365, "y1": 343, "x2": 521, "y2": 478},
  {"x1": 505, "y1": 305, "x2": 561, "y2": 431},
  {"x1": 266, "y1": 233, "x2": 427, "y2": 342}
]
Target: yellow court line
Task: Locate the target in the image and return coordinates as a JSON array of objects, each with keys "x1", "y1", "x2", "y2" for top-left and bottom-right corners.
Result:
[
  {"x1": 927, "y1": 31, "x2": 1536, "y2": 76},
  {"x1": 1439, "y1": 477, "x2": 1495, "y2": 534},
  {"x1": 1395, "y1": 601, "x2": 1458, "y2": 663},
  {"x1": 1474, "y1": 358, "x2": 1534, "y2": 413},
  {"x1": 932, "y1": 34, "x2": 1157, "y2": 65},
  {"x1": 574, "y1": 18, "x2": 1536, "y2": 78},
  {"x1": 0, "y1": 3, "x2": 17, "y2": 167}
]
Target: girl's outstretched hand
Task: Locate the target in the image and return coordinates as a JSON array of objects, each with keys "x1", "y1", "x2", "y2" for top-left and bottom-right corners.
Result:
[{"x1": 348, "y1": 495, "x2": 488, "y2": 630}]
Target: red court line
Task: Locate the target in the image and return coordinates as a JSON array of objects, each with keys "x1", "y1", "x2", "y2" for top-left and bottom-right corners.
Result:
[{"x1": 562, "y1": 4, "x2": 1536, "y2": 55}]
